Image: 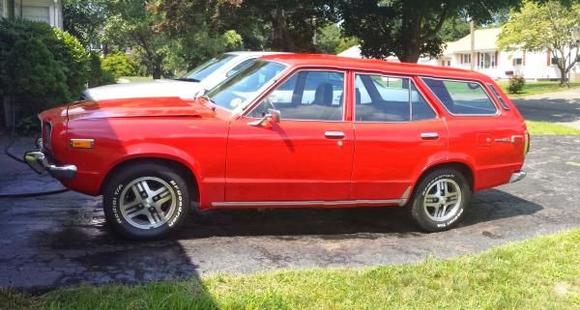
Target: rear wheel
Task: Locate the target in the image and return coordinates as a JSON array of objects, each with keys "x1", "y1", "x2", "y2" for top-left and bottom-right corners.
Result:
[
  {"x1": 103, "y1": 162, "x2": 191, "y2": 240},
  {"x1": 409, "y1": 168, "x2": 471, "y2": 232}
]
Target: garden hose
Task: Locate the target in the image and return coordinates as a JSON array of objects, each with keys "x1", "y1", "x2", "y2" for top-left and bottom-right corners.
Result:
[{"x1": 0, "y1": 137, "x2": 69, "y2": 198}]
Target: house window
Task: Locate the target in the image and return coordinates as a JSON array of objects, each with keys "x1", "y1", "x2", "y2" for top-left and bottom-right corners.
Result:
[
  {"x1": 479, "y1": 52, "x2": 497, "y2": 69},
  {"x1": 22, "y1": 6, "x2": 50, "y2": 24},
  {"x1": 513, "y1": 58, "x2": 523, "y2": 66},
  {"x1": 551, "y1": 57, "x2": 559, "y2": 65},
  {"x1": 461, "y1": 54, "x2": 471, "y2": 64}
]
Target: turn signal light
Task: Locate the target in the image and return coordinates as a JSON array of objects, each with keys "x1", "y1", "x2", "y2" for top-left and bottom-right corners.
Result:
[{"x1": 69, "y1": 138, "x2": 95, "y2": 149}]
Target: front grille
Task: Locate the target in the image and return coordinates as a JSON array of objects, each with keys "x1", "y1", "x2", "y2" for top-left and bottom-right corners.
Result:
[{"x1": 42, "y1": 121, "x2": 52, "y2": 150}]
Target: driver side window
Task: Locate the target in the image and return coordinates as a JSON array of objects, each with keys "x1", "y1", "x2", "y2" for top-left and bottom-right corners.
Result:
[{"x1": 248, "y1": 70, "x2": 345, "y2": 121}]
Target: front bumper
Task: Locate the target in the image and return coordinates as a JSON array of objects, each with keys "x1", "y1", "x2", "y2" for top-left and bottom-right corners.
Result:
[
  {"x1": 24, "y1": 151, "x2": 77, "y2": 180},
  {"x1": 509, "y1": 170, "x2": 527, "y2": 183}
]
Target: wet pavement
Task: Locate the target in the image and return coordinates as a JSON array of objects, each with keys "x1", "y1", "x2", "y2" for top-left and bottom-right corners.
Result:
[{"x1": 0, "y1": 136, "x2": 579, "y2": 291}]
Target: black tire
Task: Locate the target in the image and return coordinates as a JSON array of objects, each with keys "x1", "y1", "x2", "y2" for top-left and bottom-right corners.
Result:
[
  {"x1": 103, "y1": 162, "x2": 191, "y2": 240},
  {"x1": 409, "y1": 168, "x2": 471, "y2": 232}
]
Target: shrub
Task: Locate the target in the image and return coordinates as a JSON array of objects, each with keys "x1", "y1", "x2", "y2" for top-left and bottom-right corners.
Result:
[
  {"x1": 101, "y1": 52, "x2": 137, "y2": 79},
  {"x1": 0, "y1": 19, "x2": 97, "y2": 129},
  {"x1": 88, "y1": 52, "x2": 116, "y2": 88},
  {"x1": 5, "y1": 38, "x2": 69, "y2": 114},
  {"x1": 508, "y1": 75, "x2": 526, "y2": 94}
]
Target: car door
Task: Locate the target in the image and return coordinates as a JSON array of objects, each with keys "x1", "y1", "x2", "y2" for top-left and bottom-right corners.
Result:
[
  {"x1": 351, "y1": 73, "x2": 448, "y2": 203},
  {"x1": 223, "y1": 69, "x2": 354, "y2": 204}
]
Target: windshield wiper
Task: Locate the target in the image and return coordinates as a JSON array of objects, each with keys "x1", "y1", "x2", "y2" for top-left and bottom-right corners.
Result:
[{"x1": 175, "y1": 77, "x2": 200, "y2": 82}]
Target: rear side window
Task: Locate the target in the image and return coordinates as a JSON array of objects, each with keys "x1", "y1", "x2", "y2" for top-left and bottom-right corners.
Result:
[
  {"x1": 422, "y1": 78, "x2": 497, "y2": 115},
  {"x1": 487, "y1": 83, "x2": 510, "y2": 110},
  {"x1": 354, "y1": 74, "x2": 436, "y2": 122}
]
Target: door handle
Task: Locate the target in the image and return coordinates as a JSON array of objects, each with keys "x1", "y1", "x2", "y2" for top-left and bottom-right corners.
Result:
[
  {"x1": 420, "y1": 132, "x2": 439, "y2": 140},
  {"x1": 324, "y1": 131, "x2": 345, "y2": 139}
]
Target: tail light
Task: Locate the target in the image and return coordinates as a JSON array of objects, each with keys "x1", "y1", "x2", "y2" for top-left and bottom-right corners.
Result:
[{"x1": 524, "y1": 130, "x2": 530, "y2": 155}]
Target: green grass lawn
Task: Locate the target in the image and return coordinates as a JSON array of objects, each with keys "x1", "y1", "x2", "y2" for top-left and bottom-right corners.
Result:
[
  {"x1": 2, "y1": 229, "x2": 579, "y2": 309},
  {"x1": 498, "y1": 80, "x2": 580, "y2": 98},
  {"x1": 527, "y1": 121, "x2": 580, "y2": 135}
]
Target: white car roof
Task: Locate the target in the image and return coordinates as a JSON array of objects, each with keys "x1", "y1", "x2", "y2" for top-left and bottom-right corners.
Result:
[{"x1": 225, "y1": 51, "x2": 290, "y2": 57}]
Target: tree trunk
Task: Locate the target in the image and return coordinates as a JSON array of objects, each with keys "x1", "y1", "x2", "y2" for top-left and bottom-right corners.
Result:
[
  {"x1": 557, "y1": 64, "x2": 568, "y2": 87},
  {"x1": 398, "y1": 52, "x2": 421, "y2": 63}
]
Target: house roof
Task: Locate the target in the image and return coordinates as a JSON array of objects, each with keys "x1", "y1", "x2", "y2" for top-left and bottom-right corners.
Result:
[{"x1": 444, "y1": 28, "x2": 500, "y2": 55}]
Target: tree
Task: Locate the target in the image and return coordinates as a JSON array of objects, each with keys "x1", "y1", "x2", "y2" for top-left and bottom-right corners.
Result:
[
  {"x1": 439, "y1": 16, "x2": 471, "y2": 42},
  {"x1": 315, "y1": 23, "x2": 358, "y2": 53},
  {"x1": 498, "y1": 0, "x2": 580, "y2": 85},
  {"x1": 147, "y1": 0, "x2": 244, "y2": 71},
  {"x1": 339, "y1": 0, "x2": 521, "y2": 63},
  {"x1": 157, "y1": 0, "x2": 338, "y2": 53},
  {"x1": 63, "y1": 0, "x2": 108, "y2": 47},
  {"x1": 102, "y1": 0, "x2": 174, "y2": 79}
]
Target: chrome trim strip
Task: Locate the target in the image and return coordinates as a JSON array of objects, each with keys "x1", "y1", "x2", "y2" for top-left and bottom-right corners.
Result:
[{"x1": 212, "y1": 199, "x2": 406, "y2": 208}]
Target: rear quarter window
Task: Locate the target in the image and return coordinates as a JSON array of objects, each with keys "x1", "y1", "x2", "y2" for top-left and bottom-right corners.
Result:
[{"x1": 422, "y1": 78, "x2": 497, "y2": 115}]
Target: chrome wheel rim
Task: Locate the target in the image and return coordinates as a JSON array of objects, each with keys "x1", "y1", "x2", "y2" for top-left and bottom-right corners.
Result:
[
  {"x1": 423, "y1": 178, "x2": 462, "y2": 222},
  {"x1": 120, "y1": 176, "x2": 177, "y2": 230}
]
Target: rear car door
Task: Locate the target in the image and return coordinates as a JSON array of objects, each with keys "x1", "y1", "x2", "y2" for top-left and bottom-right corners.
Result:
[
  {"x1": 351, "y1": 73, "x2": 448, "y2": 202},
  {"x1": 223, "y1": 69, "x2": 354, "y2": 204}
]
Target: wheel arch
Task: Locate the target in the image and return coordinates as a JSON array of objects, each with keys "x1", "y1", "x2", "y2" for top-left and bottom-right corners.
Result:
[
  {"x1": 100, "y1": 156, "x2": 200, "y2": 203},
  {"x1": 415, "y1": 161, "x2": 475, "y2": 192}
]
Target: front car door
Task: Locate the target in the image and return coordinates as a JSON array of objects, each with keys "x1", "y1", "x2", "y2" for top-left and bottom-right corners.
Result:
[
  {"x1": 221, "y1": 69, "x2": 354, "y2": 205},
  {"x1": 351, "y1": 73, "x2": 448, "y2": 204}
]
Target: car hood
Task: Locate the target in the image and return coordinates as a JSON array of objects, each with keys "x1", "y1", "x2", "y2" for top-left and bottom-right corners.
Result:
[
  {"x1": 82, "y1": 80, "x2": 203, "y2": 101},
  {"x1": 67, "y1": 97, "x2": 215, "y2": 121}
]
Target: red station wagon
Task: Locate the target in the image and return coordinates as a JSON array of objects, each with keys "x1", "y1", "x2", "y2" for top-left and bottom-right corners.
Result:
[{"x1": 25, "y1": 54, "x2": 529, "y2": 239}]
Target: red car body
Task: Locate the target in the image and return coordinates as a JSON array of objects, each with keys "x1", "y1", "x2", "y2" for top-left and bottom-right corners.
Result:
[{"x1": 34, "y1": 54, "x2": 528, "y2": 213}]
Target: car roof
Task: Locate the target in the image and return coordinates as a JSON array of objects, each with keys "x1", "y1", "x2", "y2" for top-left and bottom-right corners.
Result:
[{"x1": 259, "y1": 53, "x2": 492, "y2": 82}]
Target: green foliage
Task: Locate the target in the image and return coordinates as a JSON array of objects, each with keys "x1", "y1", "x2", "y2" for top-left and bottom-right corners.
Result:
[
  {"x1": 315, "y1": 23, "x2": 358, "y2": 54},
  {"x1": 101, "y1": 53, "x2": 137, "y2": 79},
  {"x1": 88, "y1": 52, "x2": 116, "y2": 87},
  {"x1": 63, "y1": 0, "x2": 108, "y2": 47},
  {"x1": 440, "y1": 16, "x2": 471, "y2": 42},
  {"x1": 0, "y1": 20, "x2": 74, "y2": 118},
  {"x1": 498, "y1": 0, "x2": 580, "y2": 85},
  {"x1": 507, "y1": 75, "x2": 526, "y2": 94},
  {"x1": 15, "y1": 115, "x2": 41, "y2": 136},
  {"x1": 340, "y1": 0, "x2": 522, "y2": 62},
  {"x1": 52, "y1": 28, "x2": 91, "y2": 98}
]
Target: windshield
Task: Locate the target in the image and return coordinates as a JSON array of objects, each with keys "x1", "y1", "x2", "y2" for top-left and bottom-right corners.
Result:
[
  {"x1": 206, "y1": 60, "x2": 286, "y2": 110},
  {"x1": 183, "y1": 54, "x2": 235, "y2": 81}
]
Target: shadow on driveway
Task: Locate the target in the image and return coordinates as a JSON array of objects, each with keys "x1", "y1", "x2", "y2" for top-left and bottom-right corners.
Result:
[{"x1": 513, "y1": 95, "x2": 580, "y2": 123}]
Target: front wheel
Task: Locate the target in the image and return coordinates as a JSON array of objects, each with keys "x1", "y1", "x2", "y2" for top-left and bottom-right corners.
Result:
[
  {"x1": 103, "y1": 162, "x2": 191, "y2": 240},
  {"x1": 409, "y1": 168, "x2": 471, "y2": 232}
]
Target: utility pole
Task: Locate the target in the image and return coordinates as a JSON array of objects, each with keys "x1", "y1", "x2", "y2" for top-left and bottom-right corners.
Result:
[{"x1": 470, "y1": 20, "x2": 475, "y2": 71}]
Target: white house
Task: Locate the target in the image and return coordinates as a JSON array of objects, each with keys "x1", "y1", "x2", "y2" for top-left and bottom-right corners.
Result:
[
  {"x1": 339, "y1": 28, "x2": 579, "y2": 81},
  {"x1": 0, "y1": 0, "x2": 63, "y2": 29}
]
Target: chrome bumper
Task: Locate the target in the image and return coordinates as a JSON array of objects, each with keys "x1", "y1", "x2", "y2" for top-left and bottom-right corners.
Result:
[
  {"x1": 509, "y1": 170, "x2": 527, "y2": 183},
  {"x1": 24, "y1": 151, "x2": 77, "y2": 180}
]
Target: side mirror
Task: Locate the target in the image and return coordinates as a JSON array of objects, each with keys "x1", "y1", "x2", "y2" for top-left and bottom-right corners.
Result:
[{"x1": 248, "y1": 109, "x2": 281, "y2": 127}]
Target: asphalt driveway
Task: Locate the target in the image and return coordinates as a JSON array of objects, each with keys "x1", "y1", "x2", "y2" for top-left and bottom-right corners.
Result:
[
  {"x1": 0, "y1": 135, "x2": 579, "y2": 291},
  {"x1": 512, "y1": 88, "x2": 580, "y2": 128}
]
